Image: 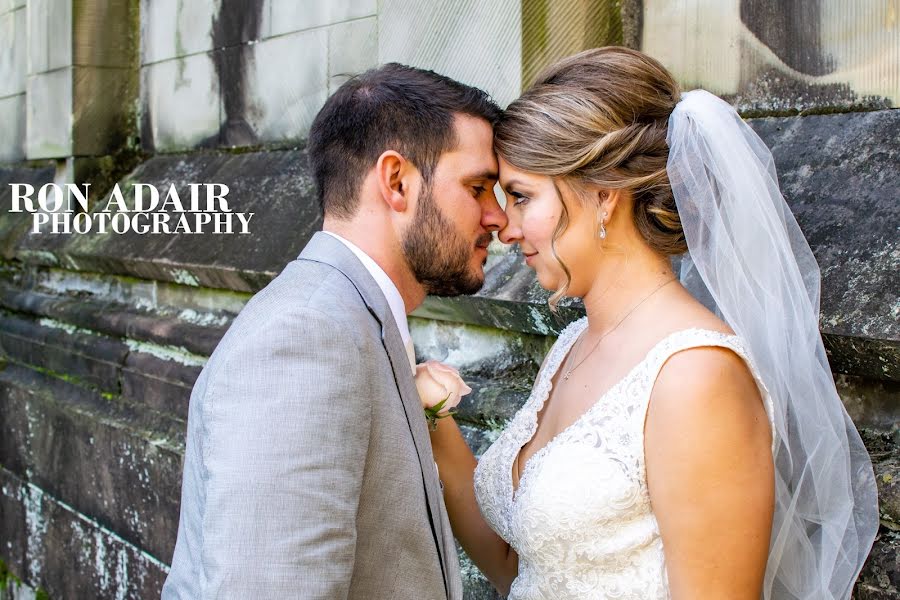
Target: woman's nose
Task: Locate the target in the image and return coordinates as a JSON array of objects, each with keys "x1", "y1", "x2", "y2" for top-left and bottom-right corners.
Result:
[{"x1": 498, "y1": 216, "x2": 521, "y2": 245}]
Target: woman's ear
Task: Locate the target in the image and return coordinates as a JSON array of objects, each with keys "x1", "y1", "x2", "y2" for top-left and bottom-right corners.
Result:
[
  {"x1": 599, "y1": 188, "x2": 622, "y2": 220},
  {"x1": 375, "y1": 150, "x2": 411, "y2": 213}
]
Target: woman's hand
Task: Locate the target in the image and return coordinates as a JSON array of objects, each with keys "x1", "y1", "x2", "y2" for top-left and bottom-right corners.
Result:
[
  {"x1": 414, "y1": 360, "x2": 472, "y2": 414},
  {"x1": 418, "y1": 360, "x2": 518, "y2": 595}
]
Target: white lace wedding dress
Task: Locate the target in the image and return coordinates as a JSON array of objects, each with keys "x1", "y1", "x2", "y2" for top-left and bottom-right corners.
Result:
[{"x1": 474, "y1": 317, "x2": 774, "y2": 600}]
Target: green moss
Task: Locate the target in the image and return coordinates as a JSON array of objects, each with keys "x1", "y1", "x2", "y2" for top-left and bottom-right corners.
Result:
[
  {"x1": 20, "y1": 363, "x2": 120, "y2": 404},
  {"x1": 739, "y1": 102, "x2": 890, "y2": 120},
  {"x1": 522, "y1": 0, "x2": 624, "y2": 89},
  {"x1": 0, "y1": 559, "x2": 23, "y2": 591},
  {"x1": 35, "y1": 587, "x2": 50, "y2": 600}
]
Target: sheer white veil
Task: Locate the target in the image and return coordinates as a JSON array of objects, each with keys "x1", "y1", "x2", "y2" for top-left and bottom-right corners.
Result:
[{"x1": 667, "y1": 90, "x2": 878, "y2": 599}]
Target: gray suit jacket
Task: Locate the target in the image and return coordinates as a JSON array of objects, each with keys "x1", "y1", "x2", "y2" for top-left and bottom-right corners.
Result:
[{"x1": 163, "y1": 232, "x2": 462, "y2": 599}]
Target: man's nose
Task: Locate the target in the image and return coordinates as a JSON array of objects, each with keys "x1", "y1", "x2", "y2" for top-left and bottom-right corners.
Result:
[{"x1": 482, "y1": 195, "x2": 509, "y2": 232}]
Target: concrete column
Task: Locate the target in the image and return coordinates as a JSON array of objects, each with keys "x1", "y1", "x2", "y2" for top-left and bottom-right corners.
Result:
[
  {"x1": 521, "y1": 0, "x2": 625, "y2": 89},
  {"x1": 26, "y1": 0, "x2": 138, "y2": 161}
]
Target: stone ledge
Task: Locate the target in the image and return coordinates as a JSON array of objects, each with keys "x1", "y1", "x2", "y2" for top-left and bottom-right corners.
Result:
[
  {"x1": 0, "y1": 277, "x2": 233, "y2": 358},
  {"x1": 0, "y1": 311, "x2": 127, "y2": 394},
  {"x1": 0, "y1": 309, "x2": 201, "y2": 422}
]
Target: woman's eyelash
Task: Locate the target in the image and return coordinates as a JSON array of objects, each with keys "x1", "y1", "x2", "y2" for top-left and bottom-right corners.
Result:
[{"x1": 509, "y1": 191, "x2": 529, "y2": 205}]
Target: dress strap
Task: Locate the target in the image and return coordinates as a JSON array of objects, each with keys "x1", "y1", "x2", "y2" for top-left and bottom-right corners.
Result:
[
  {"x1": 640, "y1": 329, "x2": 775, "y2": 443},
  {"x1": 645, "y1": 328, "x2": 750, "y2": 374}
]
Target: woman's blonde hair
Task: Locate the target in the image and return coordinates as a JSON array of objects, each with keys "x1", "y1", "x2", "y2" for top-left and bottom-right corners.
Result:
[{"x1": 494, "y1": 47, "x2": 686, "y2": 309}]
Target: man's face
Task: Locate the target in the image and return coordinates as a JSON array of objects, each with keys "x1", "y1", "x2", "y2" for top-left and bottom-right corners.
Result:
[{"x1": 402, "y1": 115, "x2": 508, "y2": 296}]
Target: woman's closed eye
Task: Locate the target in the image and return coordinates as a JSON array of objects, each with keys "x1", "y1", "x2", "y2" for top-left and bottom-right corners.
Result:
[{"x1": 509, "y1": 190, "x2": 529, "y2": 206}]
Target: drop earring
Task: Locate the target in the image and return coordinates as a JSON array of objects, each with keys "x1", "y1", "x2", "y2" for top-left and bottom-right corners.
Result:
[{"x1": 598, "y1": 212, "x2": 608, "y2": 239}]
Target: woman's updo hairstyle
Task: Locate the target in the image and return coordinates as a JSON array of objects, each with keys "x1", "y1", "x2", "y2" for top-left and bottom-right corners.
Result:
[{"x1": 495, "y1": 47, "x2": 687, "y2": 262}]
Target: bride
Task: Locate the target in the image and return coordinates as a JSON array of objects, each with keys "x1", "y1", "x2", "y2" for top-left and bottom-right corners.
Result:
[{"x1": 422, "y1": 47, "x2": 878, "y2": 599}]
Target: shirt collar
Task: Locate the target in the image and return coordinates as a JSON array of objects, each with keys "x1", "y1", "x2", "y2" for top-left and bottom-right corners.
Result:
[{"x1": 321, "y1": 231, "x2": 414, "y2": 350}]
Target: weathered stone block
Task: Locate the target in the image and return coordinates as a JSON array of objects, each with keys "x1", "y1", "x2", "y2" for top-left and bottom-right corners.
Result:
[
  {"x1": 327, "y1": 16, "x2": 378, "y2": 93},
  {"x1": 750, "y1": 110, "x2": 899, "y2": 380},
  {"x1": 0, "y1": 467, "x2": 169, "y2": 599},
  {"x1": 25, "y1": 0, "x2": 71, "y2": 74},
  {"x1": 378, "y1": 0, "x2": 523, "y2": 107},
  {"x1": 0, "y1": 94, "x2": 26, "y2": 163},
  {"x1": 520, "y1": 0, "x2": 625, "y2": 89},
  {"x1": 267, "y1": 0, "x2": 377, "y2": 38},
  {"x1": 25, "y1": 0, "x2": 49, "y2": 74},
  {"x1": 139, "y1": 53, "x2": 221, "y2": 152},
  {"x1": 25, "y1": 69, "x2": 73, "y2": 158},
  {"x1": 411, "y1": 316, "x2": 550, "y2": 425},
  {"x1": 140, "y1": 0, "x2": 218, "y2": 64},
  {"x1": 0, "y1": 165, "x2": 53, "y2": 259},
  {"x1": 0, "y1": 467, "x2": 27, "y2": 586},
  {"x1": 864, "y1": 430, "x2": 900, "y2": 529},
  {"x1": 639, "y1": 0, "x2": 898, "y2": 114},
  {"x1": 0, "y1": 282, "x2": 230, "y2": 358},
  {"x1": 211, "y1": 0, "x2": 265, "y2": 47},
  {"x1": 837, "y1": 374, "x2": 900, "y2": 434},
  {"x1": 855, "y1": 530, "x2": 900, "y2": 600},
  {"x1": 243, "y1": 28, "x2": 329, "y2": 144},
  {"x1": 0, "y1": 365, "x2": 184, "y2": 562},
  {"x1": 0, "y1": 367, "x2": 29, "y2": 478},
  {"x1": 72, "y1": 65, "x2": 138, "y2": 156},
  {"x1": 458, "y1": 424, "x2": 502, "y2": 459},
  {"x1": 0, "y1": 0, "x2": 25, "y2": 13},
  {"x1": 0, "y1": 7, "x2": 25, "y2": 98},
  {"x1": 73, "y1": 0, "x2": 138, "y2": 69},
  {"x1": 121, "y1": 350, "x2": 200, "y2": 420}
]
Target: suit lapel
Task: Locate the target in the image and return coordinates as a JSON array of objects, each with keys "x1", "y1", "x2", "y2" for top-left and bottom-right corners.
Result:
[
  {"x1": 380, "y1": 318, "x2": 453, "y2": 595},
  {"x1": 298, "y1": 232, "x2": 450, "y2": 596}
]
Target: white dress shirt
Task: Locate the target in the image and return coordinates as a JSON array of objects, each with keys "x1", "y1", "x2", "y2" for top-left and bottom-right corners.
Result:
[
  {"x1": 322, "y1": 231, "x2": 416, "y2": 374},
  {"x1": 323, "y1": 232, "x2": 442, "y2": 482}
]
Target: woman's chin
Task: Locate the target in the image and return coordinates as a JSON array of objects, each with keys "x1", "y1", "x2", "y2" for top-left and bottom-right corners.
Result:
[{"x1": 534, "y1": 270, "x2": 559, "y2": 292}]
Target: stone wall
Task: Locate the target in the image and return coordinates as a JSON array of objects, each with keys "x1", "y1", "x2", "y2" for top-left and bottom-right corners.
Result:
[{"x1": 0, "y1": 1, "x2": 897, "y2": 598}]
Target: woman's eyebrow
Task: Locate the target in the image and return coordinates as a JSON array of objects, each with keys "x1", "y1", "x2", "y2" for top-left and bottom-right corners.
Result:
[{"x1": 502, "y1": 178, "x2": 526, "y2": 193}]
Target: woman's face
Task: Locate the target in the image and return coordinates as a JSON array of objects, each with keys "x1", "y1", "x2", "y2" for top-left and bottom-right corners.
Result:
[{"x1": 497, "y1": 157, "x2": 601, "y2": 297}]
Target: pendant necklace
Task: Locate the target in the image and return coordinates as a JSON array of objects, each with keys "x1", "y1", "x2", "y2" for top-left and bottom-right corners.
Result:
[{"x1": 562, "y1": 276, "x2": 677, "y2": 381}]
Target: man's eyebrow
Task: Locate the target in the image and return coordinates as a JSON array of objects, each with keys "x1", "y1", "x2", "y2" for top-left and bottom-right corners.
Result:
[{"x1": 463, "y1": 170, "x2": 499, "y2": 182}]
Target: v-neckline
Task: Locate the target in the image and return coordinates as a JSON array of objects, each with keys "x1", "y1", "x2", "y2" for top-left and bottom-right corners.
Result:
[{"x1": 509, "y1": 323, "x2": 737, "y2": 503}]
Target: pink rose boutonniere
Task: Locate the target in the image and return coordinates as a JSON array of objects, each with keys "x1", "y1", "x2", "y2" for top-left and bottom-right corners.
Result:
[{"x1": 414, "y1": 360, "x2": 472, "y2": 431}]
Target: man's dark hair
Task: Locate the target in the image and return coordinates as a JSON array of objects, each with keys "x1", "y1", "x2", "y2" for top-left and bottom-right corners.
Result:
[{"x1": 308, "y1": 63, "x2": 502, "y2": 219}]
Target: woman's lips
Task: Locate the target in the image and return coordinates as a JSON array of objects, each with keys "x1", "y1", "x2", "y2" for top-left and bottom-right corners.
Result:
[{"x1": 524, "y1": 252, "x2": 537, "y2": 265}]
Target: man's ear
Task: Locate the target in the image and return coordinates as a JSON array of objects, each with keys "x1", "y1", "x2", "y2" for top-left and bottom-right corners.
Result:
[{"x1": 375, "y1": 150, "x2": 414, "y2": 213}]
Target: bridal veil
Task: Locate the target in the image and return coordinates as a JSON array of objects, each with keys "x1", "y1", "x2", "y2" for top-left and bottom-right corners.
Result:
[{"x1": 667, "y1": 90, "x2": 879, "y2": 599}]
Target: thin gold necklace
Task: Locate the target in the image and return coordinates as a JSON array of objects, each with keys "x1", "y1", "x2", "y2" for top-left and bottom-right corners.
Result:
[{"x1": 562, "y1": 276, "x2": 677, "y2": 381}]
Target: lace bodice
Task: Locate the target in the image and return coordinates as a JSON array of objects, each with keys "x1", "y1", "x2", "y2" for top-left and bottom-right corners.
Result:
[{"x1": 474, "y1": 318, "x2": 774, "y2": 600}]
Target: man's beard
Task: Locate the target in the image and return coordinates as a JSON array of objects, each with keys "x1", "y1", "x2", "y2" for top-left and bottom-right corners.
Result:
[{"x1": 401, "y1": 186, "x2": 490, "y2": 297}]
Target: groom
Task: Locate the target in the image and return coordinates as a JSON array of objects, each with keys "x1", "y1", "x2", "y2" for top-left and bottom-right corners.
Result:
[{"x1": 162, "y1": 64, "x2": 507, "y2": 599}]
